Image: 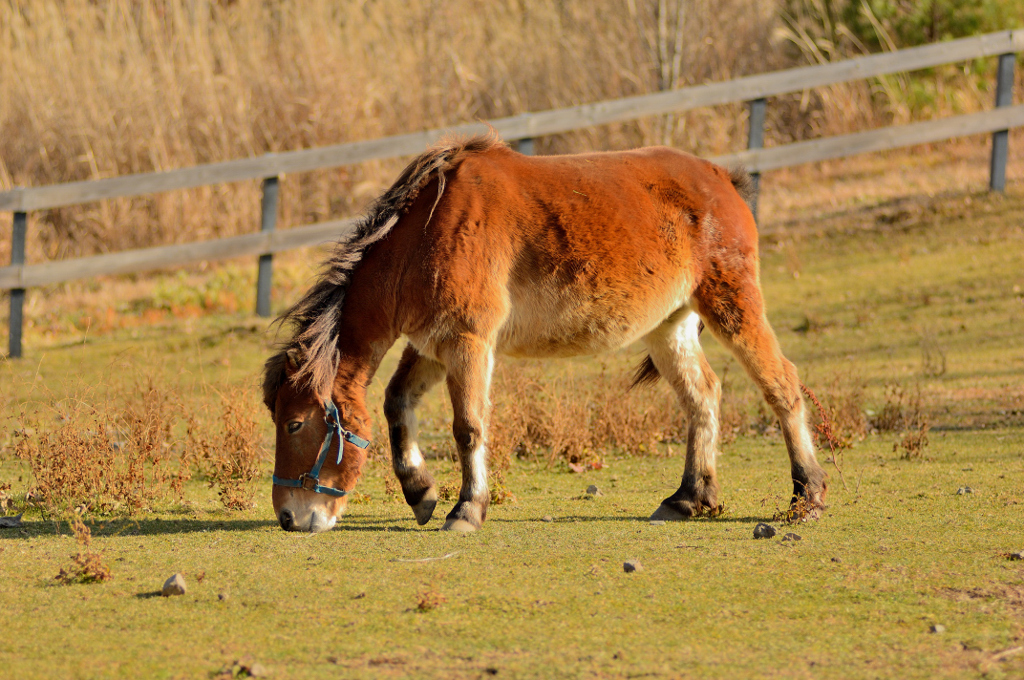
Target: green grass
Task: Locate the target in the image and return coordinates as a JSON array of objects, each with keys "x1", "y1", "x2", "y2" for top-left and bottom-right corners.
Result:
[
  {"x1": 2, "y1": 430, "x2": 1023, "y2": 679},
  {"x1": 1, "y1": 182, "x2": 1023, "y2": 679}
]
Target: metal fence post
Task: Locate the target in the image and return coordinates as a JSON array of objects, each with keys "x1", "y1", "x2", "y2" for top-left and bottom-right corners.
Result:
[
  {"x1": 256, "y1": 176, "x2": 279, "y2": 317},
  {"x1": 517, "y1": 138, "x2": 535, "y2": 155},
  {"x1": 990, "y1": 53, "x2": 1016, "y2": 192},
  {"x1": 8, "y1": 211, "x2": 27, "y2": 358},
  {"x1": 746, "y1": 98, "x2": 767, "y2": 220}
]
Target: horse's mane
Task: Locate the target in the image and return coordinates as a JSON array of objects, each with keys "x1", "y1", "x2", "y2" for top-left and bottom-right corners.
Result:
[{"x1": 262, "y1": 131, "x2": 504, "y2": 412}]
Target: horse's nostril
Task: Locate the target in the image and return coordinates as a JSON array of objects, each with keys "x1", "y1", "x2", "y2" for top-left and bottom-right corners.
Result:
[{"x1": 279, "y1": 509, "x2": 295, "y2": 530}]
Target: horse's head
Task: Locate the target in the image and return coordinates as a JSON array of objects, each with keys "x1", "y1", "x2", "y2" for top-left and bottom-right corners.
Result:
[{"x1": 264, "y1": 348, "x2": 370, "y2": 532}]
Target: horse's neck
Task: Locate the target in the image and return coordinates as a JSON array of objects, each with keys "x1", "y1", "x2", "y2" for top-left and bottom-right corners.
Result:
[
  {"x1": 331, "y1": 244, "x2": 401, "y2": 396},
  {"x1": 329, "y1": 314, "x2": 396, "y2": 414}
]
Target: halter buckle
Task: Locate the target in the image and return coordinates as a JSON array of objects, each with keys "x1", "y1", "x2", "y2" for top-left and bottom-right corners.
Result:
[{"x1": 298, "y1": 473, "x2": 319, "y2": 492}]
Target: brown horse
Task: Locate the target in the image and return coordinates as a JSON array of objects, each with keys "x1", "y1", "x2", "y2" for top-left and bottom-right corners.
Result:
[{"x1": 262, "y1": 133, "x2": 828, "y2": 533}]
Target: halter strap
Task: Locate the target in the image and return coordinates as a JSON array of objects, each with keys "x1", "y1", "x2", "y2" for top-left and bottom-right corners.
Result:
[{"x1": 272, "y1": 398, "x2": 370, "y2": 497}]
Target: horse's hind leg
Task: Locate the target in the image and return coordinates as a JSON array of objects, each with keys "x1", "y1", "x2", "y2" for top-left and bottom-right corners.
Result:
[
  {"x1": 646, "y1": 310, "x2": 724, "y2": 520},
  {"x1": 384, "y1": 343, "x2": 446, "y2": 525},
  {"x1": 695, "y1": 277, "x2": 828, "y2": 517}
]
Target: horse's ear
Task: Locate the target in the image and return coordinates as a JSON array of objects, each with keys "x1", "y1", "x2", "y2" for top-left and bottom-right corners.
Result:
[{"x1": 285, "y1": 348, "x2": 304, "y2": 375}]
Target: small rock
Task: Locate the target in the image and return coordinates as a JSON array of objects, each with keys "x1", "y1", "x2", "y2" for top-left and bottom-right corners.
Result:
[
  {"x1": 541, "y1": 515, "x2": 554, "y2": 523},
  {"x1": 0, "y1": 514, "x2": 23, "y2": 529},
  {"x1": 781, "y1": 532, "x2": 802, "y2": 542},
  {"x1": 161, "y1": 573, "x2": 186, "y2": 597},
  {"x1": 956, "y1": 486, "x2": 974, "y2": 495},
  {"x1": 649, "y1": 520, "x2": 666, "y2": 526},
  {"x1": 1007, "y1": 551, "x2": 1024, "y2": 561},
  {"x1": 930, "y1": 624, "x2": 946, "y2": 634},
  {"x1": 586, "y1": 485, "x2": 602, "y2": 496},
  {"x1": 623, "y1": 559, "x2": 643, "y2": 573},
  {"x1": 248, "y1": 662, "x2": 270, "y2": 677},
  {"x1": 831, "y1": 557, "x2": 842, "y2": 563},
  {"x1": 218, "y1": 592, "x2": 229, "y2": 601},
  {"x1": 753, "y1": 523, "x2": 777, "y2": 539}
]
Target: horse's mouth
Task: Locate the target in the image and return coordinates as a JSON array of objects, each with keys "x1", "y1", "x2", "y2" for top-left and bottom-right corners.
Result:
[{"x1": 278, "y1": 507, "x2": 337, "y2": 533}]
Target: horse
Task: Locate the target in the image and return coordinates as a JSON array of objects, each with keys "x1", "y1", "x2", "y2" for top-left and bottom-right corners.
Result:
[{"x1": 262, "y1": 132, "x2": 828, "y2": 533}]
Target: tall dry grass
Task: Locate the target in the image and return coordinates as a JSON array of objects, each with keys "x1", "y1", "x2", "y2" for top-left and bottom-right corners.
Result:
[
  {"x1": 0, "y1": 0, "x2": 1010, "y2": 266},
  {"x1": 7, "y1": 373, "x2": 268, "y2": 517},
  {"x1": 2, "y1": 0, "x2": 787, "y2": 263}
]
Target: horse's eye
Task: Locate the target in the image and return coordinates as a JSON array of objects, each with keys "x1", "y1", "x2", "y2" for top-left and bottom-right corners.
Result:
[{"x1": 286, "y1": 420, "x2": 303, "y2": 434}]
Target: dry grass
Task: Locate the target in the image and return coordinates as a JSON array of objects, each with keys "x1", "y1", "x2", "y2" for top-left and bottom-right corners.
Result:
[
  {"x1": 12, "y1": 382, "x2": 189, "y2": 516},
  {"x1": 187, "y1": 395, "x2": 265, "y2": 510},
  {"x1": 2, "y1": 0, "x2": 1010, "y2": 267},
  {"x1": 486, "y1": 360, "x2": 685, "y2": 469},
  {"x1": 415, "y1": 587, "x2": 447, "y2": 613},
  {"x1": 54, "y1": 515, "x2": 112, "y2": 585},
  {"x1": 8, "y1": 376, "x2": 268, "y2": 517}
]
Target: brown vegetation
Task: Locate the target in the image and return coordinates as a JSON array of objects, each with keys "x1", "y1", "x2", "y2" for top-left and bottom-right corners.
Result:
[
  {"x1": 54, "y1": 515, "x2": 112, "y2": 585},
  {"x1": 10, "y1": 378, "x2": 267, "y2": 517},
  {"x1": 2, "y1": 0, "x2": 1012, "y2": 264},
  {"x1": 187, "y1": 395, "x2": 266, "y2": 509}
]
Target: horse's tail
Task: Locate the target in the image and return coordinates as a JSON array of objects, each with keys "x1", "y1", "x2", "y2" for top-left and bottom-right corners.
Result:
[
  {"x1": 728, "y1": 166, "x2": 756, "y2": 212},
  {"x1": 629, "y1": 320, "x2": 705, "y2": 391}
]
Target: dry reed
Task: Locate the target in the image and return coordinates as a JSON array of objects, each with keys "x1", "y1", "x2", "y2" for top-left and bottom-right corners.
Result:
[{"x1": 1, "y1": 0, "x2": 935, "y2": 264}]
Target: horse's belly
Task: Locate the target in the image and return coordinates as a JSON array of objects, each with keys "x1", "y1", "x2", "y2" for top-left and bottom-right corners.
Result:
[{"x1": 495, "y1": 277, "x2": 690, "y2": 358}]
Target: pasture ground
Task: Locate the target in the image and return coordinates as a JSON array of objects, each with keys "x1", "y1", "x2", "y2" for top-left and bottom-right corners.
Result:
[{"x1": 1, "y1": 147, "x2": 1023, "y2": 678}]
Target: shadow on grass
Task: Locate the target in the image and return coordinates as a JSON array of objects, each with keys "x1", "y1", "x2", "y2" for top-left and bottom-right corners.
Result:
[
  {"x1": 488, "y1": 515, "x2": 773, "y2": 525},
  {"x1": 0, "y1": 518, "x2": 277, "y2": 540},
  {"x1": 334, "y1": 514, "x2": 775, "y2": 530},
  {"x1": 3, "y1": 511, "x2": 779, "y2": 540}
]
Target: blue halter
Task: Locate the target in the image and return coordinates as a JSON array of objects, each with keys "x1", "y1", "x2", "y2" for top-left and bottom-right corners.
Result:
[{"x1": 272, "y1": 399, "x2": 370, "y2": 497}]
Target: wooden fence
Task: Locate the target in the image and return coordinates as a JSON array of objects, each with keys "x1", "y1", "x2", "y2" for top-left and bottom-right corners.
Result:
[{"x1": 2, "y1": 29, "x2": 1022, "y2": 357}]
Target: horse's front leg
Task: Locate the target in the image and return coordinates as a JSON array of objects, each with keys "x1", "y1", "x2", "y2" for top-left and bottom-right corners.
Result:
[
  {"x1": 383, "y1": 343, "x2": 446, "y2": 525},
  {"x1": 439, "y1": 336, "x2": 495, "y2": 532}
]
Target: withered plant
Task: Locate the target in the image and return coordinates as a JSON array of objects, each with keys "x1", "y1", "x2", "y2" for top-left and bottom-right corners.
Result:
[
  {"x1": 188, "y1": 394, "x2": 267, "y2": 510},
  {"x1": 15, "y1": 381, "x2": 188, "y2": 516},
  {"x1": 872, "y1": 381, "x2": 931, "y2": 459},
  {"x1": 486, "y1": 361, "x2": 685, "y2": 469},
  {"x1": 55, "y1": 516, "x2": 112, "y2": 585}
]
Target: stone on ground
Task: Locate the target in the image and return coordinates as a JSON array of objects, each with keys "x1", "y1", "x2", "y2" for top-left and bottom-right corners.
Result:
[
  {"x1": 161, "y1": 573, "x2": 186, "y2": 597},
  {"x1": 753, "y1": 523, "x2": 777, "y2": 539}
]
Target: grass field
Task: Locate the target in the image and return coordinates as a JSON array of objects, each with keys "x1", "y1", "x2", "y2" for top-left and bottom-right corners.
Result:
[{"x1": 1, "y1": 150, "x2": 1023, "y2": 678}]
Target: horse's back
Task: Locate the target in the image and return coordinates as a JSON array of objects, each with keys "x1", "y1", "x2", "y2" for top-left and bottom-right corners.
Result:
[{"x1": 392, "y1": 143, "x2": 758, "y2": 358}]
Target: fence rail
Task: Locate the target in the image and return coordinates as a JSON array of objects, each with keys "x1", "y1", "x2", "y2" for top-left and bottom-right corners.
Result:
[{"x1": 2, "y1": 30, "x2": 1021, "y2": 357}]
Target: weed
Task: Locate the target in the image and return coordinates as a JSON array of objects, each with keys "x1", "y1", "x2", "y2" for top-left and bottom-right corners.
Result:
[
  {"x1": 415, "y1": 588, "x2": 446, "y2": 613},
  {"x1": 188, "y1": 395, "x2": 267, "y2": 510},
  {"x1": 382, "y1": 474, "x2": 403, "y2": 504},
  {"x1": 14, "y1": 385, "x2": 188, "y2": 517},
  {"x1": 772, "y1": 495, "x2": 813, "y2": 524},
  {"x1": 0, "y1": 482, "x2": 12, "y2": 514},
  {"x1": 805, "y1": 376, "x2": 868, "y2": 450},
  {"x1": 488, "y1": 468, "x2": 517, "y2": 506},
  {"x1": 487, "y1": 361, "x2": 684, "y2": 467},
  {"x1": 870, "y1": 382, "x2": 931, "y2": 459},
  {"x1": 871, "y1": 383, "x2": 919, "y2": 432},
  {"x1": 54, "y1": 516, "x2": 112, "y2": 585},
  {"x1": 920, "y1": 335, "x2": 947, "y2": 377},
  {"x1": 895, "y1": 416, "x2": 931, "y2": 460},
  {"x1": 437, "y1": 481, "x2": 460, "y2": 503}
]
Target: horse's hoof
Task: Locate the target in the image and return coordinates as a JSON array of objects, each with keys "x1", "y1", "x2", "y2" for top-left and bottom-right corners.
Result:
[
  {"x1": 440, "y1": 518, "x2": 478, "y2": 533},
  {"x1": 649, "y1": 503, "x2": 691, "y2": 521},
  {"x1": 411, "y1": 494, "x2": 437, "y2": 526}
]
